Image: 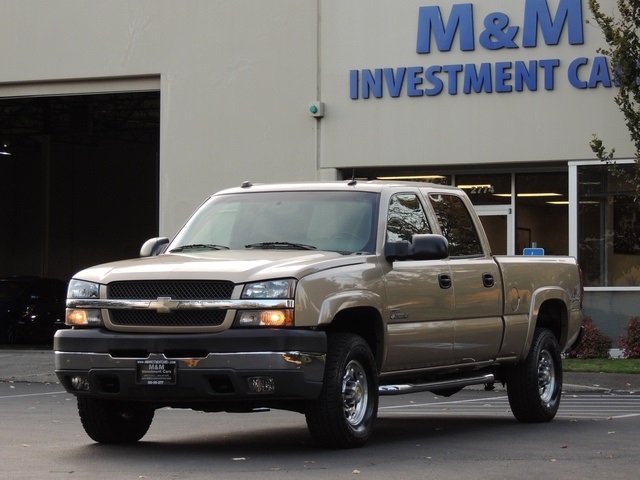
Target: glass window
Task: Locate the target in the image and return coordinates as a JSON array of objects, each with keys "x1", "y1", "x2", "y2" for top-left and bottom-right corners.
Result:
[
  {"x1": 386, "y1": 193, "x2": 431, "y2": 242},
  {"x1": 578, "y1": 164, "x2": 640, "y2": 287},
  {"x1": 170, "y1": 191, "x2": 378, "y2": 255},
  {"x1": 429, "y1": 194, "x2": 483, "y2": 257},
  {"x1": 455, "y1": 173, "x2": 511, "y2": 205},
  {"x1": 515, "y1": 173, "x2": 568, "y2": 255}
]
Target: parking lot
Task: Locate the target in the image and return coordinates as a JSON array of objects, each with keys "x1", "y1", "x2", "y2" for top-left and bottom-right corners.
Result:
[
  {"x1": 1, "y1": 381, "x2": 639, "y2": 480},
  {"x1": 380, "y1": 391, "x2": 640, "y2": 420},
  {"x1": 1, "y1": 349, "x2": 638, "y2": 480}
]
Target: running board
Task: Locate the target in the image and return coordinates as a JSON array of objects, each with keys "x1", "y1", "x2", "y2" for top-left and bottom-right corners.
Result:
[{"x1": 379, "y1": 373, "x2": 495, "y2": 396}]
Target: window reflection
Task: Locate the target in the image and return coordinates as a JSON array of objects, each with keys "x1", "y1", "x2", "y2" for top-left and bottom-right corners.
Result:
[
  {"x1": 429, "y1": 194, "x2": 483, "y2": 257},
  {"x1": 386, "y1": 193, "x2": 431, "y2": 242}
]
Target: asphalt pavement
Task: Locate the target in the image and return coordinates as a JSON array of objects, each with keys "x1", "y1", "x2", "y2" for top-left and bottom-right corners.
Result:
[{"x1": 0, "y1": 346, "x2": 638, "y2": 393}]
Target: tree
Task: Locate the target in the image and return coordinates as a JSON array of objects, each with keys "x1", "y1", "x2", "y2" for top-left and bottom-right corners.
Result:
[{"x1": 588, "y1": 0, "x2": 640, "y2": 197}]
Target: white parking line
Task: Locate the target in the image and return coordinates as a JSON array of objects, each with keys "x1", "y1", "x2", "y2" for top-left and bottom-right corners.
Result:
[
  {"x1": 0, "y1": 391, "x2": 66, "y2": 400},
  {"x1": 379, "y1": 393, "x2": 640, "y2": 420},
  {"x1": 380, "y1": 395, "x2": 510, "y2": 410}
]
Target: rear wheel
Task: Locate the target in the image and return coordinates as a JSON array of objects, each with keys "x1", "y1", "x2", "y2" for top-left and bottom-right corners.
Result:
[
  {"x1": 507, "y1": 328, "x2": 563, "y2": 422},
  {"x1": 305, "y1": 333, "x2": 379, "y2": 448},
  {"x1": 77, "y1": 397, "x2": 155, "y2": 443}
]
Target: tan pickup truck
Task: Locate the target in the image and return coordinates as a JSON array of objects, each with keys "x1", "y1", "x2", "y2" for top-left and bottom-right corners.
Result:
[{"x1": 54, "y1": 181, "x2": 583, "y2": 448}]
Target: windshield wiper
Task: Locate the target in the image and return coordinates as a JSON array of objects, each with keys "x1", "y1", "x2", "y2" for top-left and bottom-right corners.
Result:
[
  {"x1": 245, "y1": 242, "x2": 317, "y2": 251},
  {"x1": 170, "y1": 244, "x2": 230, "y2": 252}
]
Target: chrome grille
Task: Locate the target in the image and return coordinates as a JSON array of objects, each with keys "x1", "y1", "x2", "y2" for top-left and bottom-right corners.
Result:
[
  {"x1": 108, "y1": 281, "x2": 234, "y2": 300},
  {"x1": 107, "y1": 281, "x2": 233, "y2": 328},
  {"x1": 110, "y1": 309, "x2": 226, "y2": 327}
]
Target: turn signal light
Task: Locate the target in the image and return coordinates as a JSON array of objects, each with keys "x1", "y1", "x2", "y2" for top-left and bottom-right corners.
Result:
[
  {"x1": 66, "y1": 309, "x2": 102, "y2": 326},
  {"x1": 235, "y1": 309, "x2": 294, "y2": 327}
]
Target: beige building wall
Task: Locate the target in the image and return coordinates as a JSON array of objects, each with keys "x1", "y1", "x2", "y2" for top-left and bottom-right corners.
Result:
[
  {"x1": 0, "y1": 0, "x2": 320, "y2": 236},
  {"x1": 319, "y1": 0, "x2": 632, "y2": 167},
  {"x1": 0, "y1": 0, "x2": 634, "y2": 237}
]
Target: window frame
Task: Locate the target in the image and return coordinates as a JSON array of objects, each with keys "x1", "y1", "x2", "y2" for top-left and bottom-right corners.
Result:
[{"x1": 569, "y1": 159, "x2": 640, "y2": 291}]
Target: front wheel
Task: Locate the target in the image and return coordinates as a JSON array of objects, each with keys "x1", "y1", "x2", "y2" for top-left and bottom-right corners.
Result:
[
  {"x1": 305, "y1": 333, "x2": 379, "y2": 448},
  {"x1": 507, "y1": 328, "x2": 563, "y2": 423},
  {"x1": 77, "y1": 397, "x2": 155, "y2": 443}
]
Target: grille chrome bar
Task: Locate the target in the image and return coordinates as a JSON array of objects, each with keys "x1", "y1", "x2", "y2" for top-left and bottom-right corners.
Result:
[
  {"x1": 70, "y1": 281, "x2": 294, "y2": 330},
  {"x1": 67, "y1": 298, "x2": 295, "y2": 310}
]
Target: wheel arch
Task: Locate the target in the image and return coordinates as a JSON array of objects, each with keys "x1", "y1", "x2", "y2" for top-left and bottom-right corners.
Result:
[
  {"x1": 322, "y1": 306, "x2": 385, "y2": 371},
  {"x1": 521, "y1": 287, "x2": 571, "y2": 358},
  {"x1": 535, "y1": 298, "x2": 568, "y2": 346}
]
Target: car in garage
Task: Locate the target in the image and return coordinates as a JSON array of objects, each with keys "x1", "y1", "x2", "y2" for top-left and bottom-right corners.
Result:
[{"x1": 0, "y1": 276, "x2": 68, "y2": 345}]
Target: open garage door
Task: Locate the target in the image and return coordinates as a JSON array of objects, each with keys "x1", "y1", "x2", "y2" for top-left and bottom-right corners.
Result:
[{"x1": 0, "y1": 91, "x2": 160, "y2": 282}]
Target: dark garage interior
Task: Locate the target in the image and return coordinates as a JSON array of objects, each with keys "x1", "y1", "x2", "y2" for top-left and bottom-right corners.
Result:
[{"x1": 0, "y1": 91, "x2": 160, "y2": 283}]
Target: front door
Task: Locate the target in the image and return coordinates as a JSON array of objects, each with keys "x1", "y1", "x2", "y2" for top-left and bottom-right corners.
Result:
[{"x1": 382, "y1": 192, "x2": 455, "y2": 372}]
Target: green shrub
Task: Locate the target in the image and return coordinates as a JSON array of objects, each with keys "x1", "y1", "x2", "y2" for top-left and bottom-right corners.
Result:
[
  {"x1": 566, "y1": 315, "x2": 612, "y2": 359},
  {"x1": 618, "y1": 316, "x2": 640, "y2": 359}
]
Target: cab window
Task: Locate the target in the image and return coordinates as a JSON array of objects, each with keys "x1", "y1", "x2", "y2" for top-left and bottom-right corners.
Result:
[
  {"x1": 428, "y1": 194, "x2": 483, "y2": 257},
  {"x1": 386, "y1": 193, "x2": 431, "y2": 242}
]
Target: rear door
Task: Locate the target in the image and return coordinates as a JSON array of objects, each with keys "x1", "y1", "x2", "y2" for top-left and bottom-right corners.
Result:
[{"x1": 425, "y1": 192, "x2": 504, "y2": 364}]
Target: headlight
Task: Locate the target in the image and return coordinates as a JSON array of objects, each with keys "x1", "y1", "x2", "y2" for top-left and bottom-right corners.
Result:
[
  {"x1": 236, "y1": 279, "x2": 295, "y2": 327},
  {"x1": 66, "y1": 279, "x2": 103, "y2": 326},
  {"x1": 241, "y1": 279, "x2": 296, "y2": 299},
  {"x1": 68, "y1": 279, "x2": 100, "y2": 299}
]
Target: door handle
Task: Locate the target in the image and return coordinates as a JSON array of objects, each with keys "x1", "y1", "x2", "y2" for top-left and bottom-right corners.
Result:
[
  {"x1": 439, "y1": 274, "x2": 452, "y2": 289},
  {"x1": 482, "y1": 273, "x2": 495, "y2": 288}
]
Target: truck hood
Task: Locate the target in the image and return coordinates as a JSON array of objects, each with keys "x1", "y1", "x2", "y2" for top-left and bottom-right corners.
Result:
[{"x1": 72, "y1": 250, "x2": 369, "y2": 285}]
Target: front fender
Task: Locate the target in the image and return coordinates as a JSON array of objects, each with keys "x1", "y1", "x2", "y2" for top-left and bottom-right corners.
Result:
[
  {"x1": 294, "y1": 282, "x2": 385, "y2": 327},
  {"x1": 316, "y1": 290, "x2": 385, "y2": 326},
  {"x1": 293, "y1": 261, "x2": 385, "y2": 327}
]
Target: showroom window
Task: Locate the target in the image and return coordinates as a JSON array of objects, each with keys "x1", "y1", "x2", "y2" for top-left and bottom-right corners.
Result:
[
  {"x1": 577, "y1": 163, "x2": 640, "y2": 287},
  {"x1": 455, "y1": 173, "x2": 511, "y2": 206},
  {"x1": 515, "y1": 172, "x2": 568, "y2": 255}
]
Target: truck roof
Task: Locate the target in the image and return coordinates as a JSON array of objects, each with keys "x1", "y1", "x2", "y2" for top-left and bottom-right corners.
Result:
[{"x1": 215, "y1": 179, "x2": 464, "y2": 196}]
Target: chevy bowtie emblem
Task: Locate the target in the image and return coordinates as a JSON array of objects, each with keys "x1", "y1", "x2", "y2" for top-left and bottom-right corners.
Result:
[{"x1": 149, "y1": 296, "x2": 180, "y2": 314}]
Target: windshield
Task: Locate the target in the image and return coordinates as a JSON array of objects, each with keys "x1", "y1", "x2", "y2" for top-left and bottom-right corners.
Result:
[{"x1": 170, "y1": 190, "x2": 378, "y2": 255}]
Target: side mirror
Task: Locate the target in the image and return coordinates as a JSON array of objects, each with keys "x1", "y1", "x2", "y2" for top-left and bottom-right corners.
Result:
[
  {"x1": 385, "y1": 234, "x2": 448, "y2": 262},
  {"x1": 140, "y1": 237, "x2": 170, "y2": 257},
  {"x1": 410, "y1": 234, "x2": 449, "y2": 260}
]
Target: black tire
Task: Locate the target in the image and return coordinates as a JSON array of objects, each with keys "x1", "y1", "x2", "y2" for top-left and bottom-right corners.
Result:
[
  {"x1": 507, "y1": 328, "x2": 563, "y2": 423},
  {"x1": 305, "y1": 333, "x2": 379, "y2": 448},
  {"x1": 77, "y1": 397, "x2": 155, "y2": 443}
]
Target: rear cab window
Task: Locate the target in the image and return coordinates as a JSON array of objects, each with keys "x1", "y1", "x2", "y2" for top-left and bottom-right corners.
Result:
[{"x1": 427, "y1": 193, "x2": 484, "y2": 258}]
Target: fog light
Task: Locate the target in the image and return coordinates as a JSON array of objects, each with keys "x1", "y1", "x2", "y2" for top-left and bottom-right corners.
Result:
[
  {"x1": 70, "y1": 375, "x2": 90, "y2": 391},
  {"x1": 247, "y1": 376, "x2": 275, "y2": 393}
]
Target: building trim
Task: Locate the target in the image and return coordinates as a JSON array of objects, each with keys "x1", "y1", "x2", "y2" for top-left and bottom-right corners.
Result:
[{"x1": 0, "y1": 75, "x2": 160, "y2": 98}]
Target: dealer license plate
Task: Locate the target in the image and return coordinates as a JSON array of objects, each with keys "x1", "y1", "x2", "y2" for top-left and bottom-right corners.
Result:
[{"x1": 136, "y1": 359, "x2": 177, "y2": 385}]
